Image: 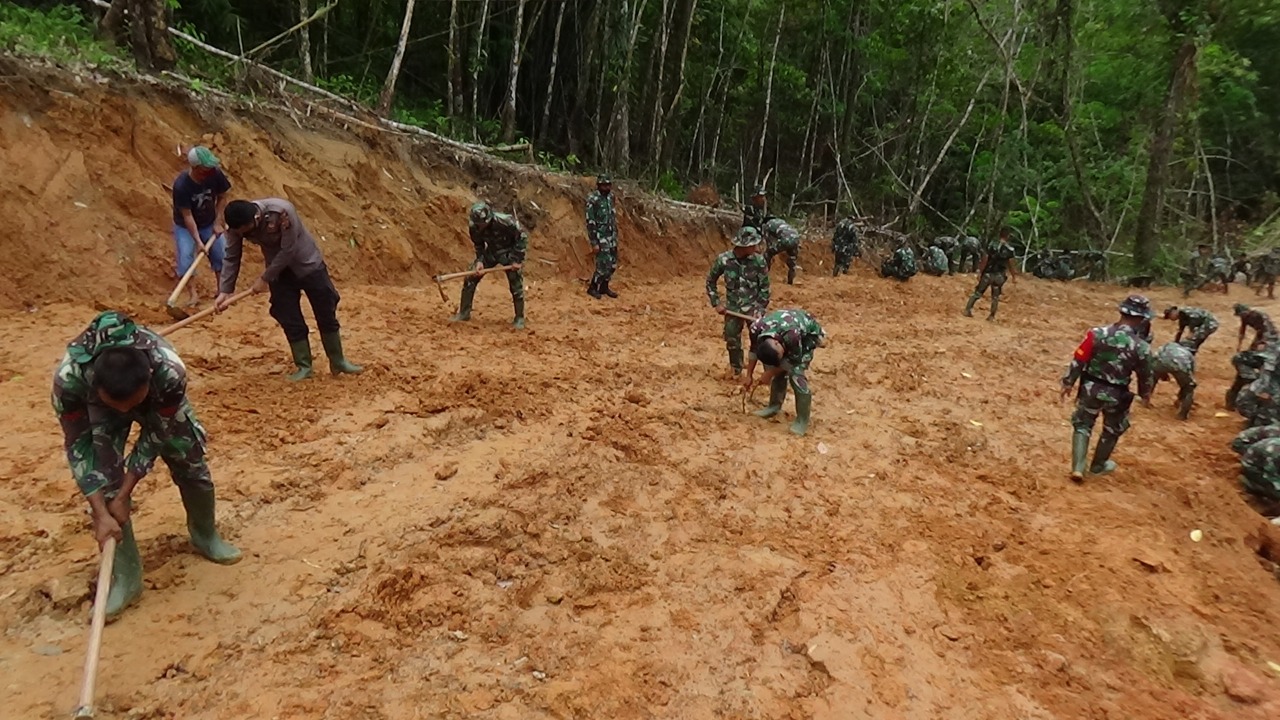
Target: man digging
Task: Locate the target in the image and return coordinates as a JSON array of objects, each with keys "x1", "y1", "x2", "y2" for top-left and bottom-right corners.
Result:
[
  {"x1": 53, "y1": 311, "x2": 241, "y2": 619},
  {"x1": 170, "y1": 146, "x2": 230, "y2": 308},
  {"x1": 743, "y1": 308, "x2": 826, "y2": 436},
  {"x1": 450, "y1": 202, "x2": 529, "y2": 329}
]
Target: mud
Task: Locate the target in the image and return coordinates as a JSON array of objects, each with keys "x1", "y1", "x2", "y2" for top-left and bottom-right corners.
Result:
[{"x1": 1, "y1": 58, "x2": 1280, "y2": 720}]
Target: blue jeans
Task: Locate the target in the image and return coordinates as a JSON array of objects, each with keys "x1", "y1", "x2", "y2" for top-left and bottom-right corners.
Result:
[{"x1": 173, "y1": 224, "x2": 226, "y2": 276}]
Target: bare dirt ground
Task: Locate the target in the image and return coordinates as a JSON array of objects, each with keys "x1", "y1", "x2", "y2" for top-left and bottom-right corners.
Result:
[{"x1": 2, "y1": 57, "x2": 1280, "y2": 720}]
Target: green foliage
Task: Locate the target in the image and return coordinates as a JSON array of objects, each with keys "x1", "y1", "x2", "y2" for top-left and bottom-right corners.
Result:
[
  {"x1": 0, "y1": 5, "x2": 120, "y2": 65},
  {"x1": 654, "y1": 170, "x2": 683, "y2": 200}
]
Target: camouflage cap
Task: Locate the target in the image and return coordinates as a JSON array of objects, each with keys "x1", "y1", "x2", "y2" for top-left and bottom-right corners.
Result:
[
  {"x1": 1118, "y1": 294, "x2": 1152, "y2": 318},
  {"x1": 733, "y1": 226, "x2": 761, "y2": 247},
  {"x1": 66, "y1": 311, "x2": 141, "y2": 365},
  {"x1": 596, "y1": 173, "x2": 612, "y2": 185},
  {"x1": 469, "y1": 202, "x2": 493, "y2": 224}
]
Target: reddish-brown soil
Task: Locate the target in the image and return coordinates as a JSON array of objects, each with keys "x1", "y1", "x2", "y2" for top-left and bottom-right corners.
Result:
[{"x1": 1, "y1": 58, "x2": 1279, "y2": 720}]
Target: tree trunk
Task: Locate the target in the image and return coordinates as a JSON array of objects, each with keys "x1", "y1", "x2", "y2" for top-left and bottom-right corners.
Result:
[
  {"x1": 606, "y1": 0, "x2": 651, "y2": 171},
  {"x1": 470, "y1": 0, "x2": 494, "y2": 126},
  {"x1": 378, "y1": 0, "x2": 418, "y2": 117},
  {"x1": 501, "y1": 0, "x2": 529, "y2": 143},
  {"x1": 657, "y1": 0, "x2": 698, "y2": 170},
  {"x1": 539, "y1": 0, "x2": 569, "y2": 144},
  {"x1": 754, "y1": 5, "x2": 785, "y2": 186},
  {"x1": 298, "y1": 0, "x2": 314, "y2": 82},
  {"x1": 645, "y1": 0, "x2": 673, "y2": 168},
  {"x1": 447, "y1": 0, "x2": 462, "y2": 117},
  {"x1": 1132, "y1": 39, "x2": 1198, "y2": 269},
  {"x1": 104, "y1": 0, "x2": 177, "y2": 71}
]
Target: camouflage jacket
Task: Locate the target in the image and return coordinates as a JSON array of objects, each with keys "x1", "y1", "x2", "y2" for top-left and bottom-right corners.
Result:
[
  {"x1": 959, "y1": 236, "x2": 982, "y2": 253},
  {"x1": 981, "y1": 240, "x2": 1017, "y2": 276},
  {"x1": 832, "y1": 219, "x2": 859, "y2": 251},
  {"x1": 470, "y1": 211, "x2": 528, "y2": 263},
  {"x1": 707, "y1": 251, "x2": 770, "y2": 315},
  {"x1": 743, "y1": 203, "x2": 767, "y2": 232},
  {"x1": 1209, "y1": 256, "x2": 1232, "y2": 276},
  {"x1": 585, "y1": 190, "x2": 618, "y2": 250},
  {"x1": 1185, "y1": 253, "x2": 1210, "y2": 277},
  {"x1": 763, "y1": 218, "x2": 800, "y2": 252},
  {"x1": 1241, "y1": 309, "x2": 1279, "y2": 344},
  {"x1": 749, "y1": 309, "x2": 825, "y2": 370},
  {"x1": 1232, "y1": 425, "x2": 1280, "y2": 455},
  {"x1": 1061, "y1": 322, "x2": 1154, "y2": 396},
  {"x1": 51, "y1": 312, "x2": 194, "y2": 496},
  {"x1": 932, "y1": 236, "x2": 957, "y2": 254},
  {"x1": 1153, "y1": 341, "x2": 1195, "y2": 378},
  {"x1": 1176, "y1": 307, "x2": 1218, "y2": 333},
  {"x1": 888, "y1": 246, "x2": 918, "y2": 274},
  {"x1": 922, "y1": 246, "x2": 949, "y2": 274}
]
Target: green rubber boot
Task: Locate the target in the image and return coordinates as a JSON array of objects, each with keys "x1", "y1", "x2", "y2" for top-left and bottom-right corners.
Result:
[
  {"x1": 987, "y1": 295, "x2": 1000, "y2": 322},
  {"x1": 1090, "y1": 434, "x2": 1119, "y2": 476},
  {"x1": 321, "y1": 332, "x2": 363, "y2": 375},
  {"x1": 790, "y1": 391, "x2": 812, "y2": 436},
  {"x1": 105, "y1": 520, "x2": 143, "y2": 621},
  {"x1": 728, "y1": 349, "x2": 744, "y2": 377},
  {"x1": 512, "y1": 297, "x2": 526, "y2": 330},
  {"x1": 753, "y1": 374, "x2": 788, "y2": 419},
  {"x1": 287, "y1": 339, "x2": 313, "y2": 382},
  {"x1": 451, "y1": 283, "x2": 476, "y2": 322},
  {"x1": 179, "y1": 485, "x2": 242, "y2": 564},
  {"x1": 1177, "y1": 387, "x2": 1194, "y2": 420},
  {"x1": 963, "y1": 293, "x2": 979, "y2": 317},
  {"x1": 1070, "y1": 430, "x2": 1090, "y2": 483}
]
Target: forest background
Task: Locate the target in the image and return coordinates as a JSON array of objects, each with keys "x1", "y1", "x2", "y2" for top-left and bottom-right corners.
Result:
[{"x1": 3, "y1": 0, "x2": 1279, "y2": 277}]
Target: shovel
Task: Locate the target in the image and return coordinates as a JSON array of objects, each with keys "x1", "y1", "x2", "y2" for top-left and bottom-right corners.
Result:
[
  {"x1": 431, "y1": 264, "x2": 518, "y2": 302},
  {"x1": 164, "y1": 235, "x2": 221, "y2": 320}
]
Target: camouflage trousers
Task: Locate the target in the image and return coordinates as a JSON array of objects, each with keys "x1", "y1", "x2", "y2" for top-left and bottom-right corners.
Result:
[
  {"x1": 833, "y1": 246, "x2": 858, "y2": 276},
  {"x1": 1241, "y1": 437, "x2": 1280, "y2": 502},
  {"x1": 1070, "y1": 379, "x2": 1134, "y2": 439},
  {"x1": 64, "y1": 399, "x2": 213, "y2": 498},
  {"x1": 765, "y1": 245, "x2": 798, "y2": 281},
  {"x1": 1154, "y1": 366, "x2": 1196, "y2": 407},
  {"x1": 591, "y1": 247, "x2": 618, "y2": 286},
  {"x1": 763, "y1": 362, "x2": 811, "y2": 396},
  {"x1": 972, "y1": 272, "x2": 1007, "y2": 300},
  {"x1": 1238, "y1": 376, "x2": 1280, "y2": 428},
  {"x1": 1177, "y1": 326, "x2": 1217, "y2": 353},
  {"x1": 956, "y1": 247, "x2": 981, "y2": 273},
  {"x1": 463, "y1": 255, "x2": 523, "y2": 300},
  {"x1": 723, "y1": 316, "x2": 746, "y2": 353}
]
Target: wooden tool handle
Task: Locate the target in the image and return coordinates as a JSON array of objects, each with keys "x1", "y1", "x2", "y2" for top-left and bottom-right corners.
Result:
[
  {"x1": 433, "y1": 264, "x2": 518, "y2": 283},
  {"x1": 158, "y1": 288, "x2": 254, "y2": 336},
  {"x1": 165, "y1": 248, "x2": 209, "y2": 306},
  {"x1": 723, "y1": 310, "x2": 760, "y2": 322},
  {"x1": 73, "y1": 537, "x2": 116, "y2": 719}
]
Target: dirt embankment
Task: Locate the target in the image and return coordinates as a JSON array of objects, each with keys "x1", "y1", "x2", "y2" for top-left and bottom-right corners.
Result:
[{"x1": 0, "y1": 56, "x2": 736, "y2": 311}]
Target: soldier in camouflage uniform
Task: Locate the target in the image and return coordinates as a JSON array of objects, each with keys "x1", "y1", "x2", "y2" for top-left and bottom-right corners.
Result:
[
  {"x1": 743, "y1": 186, "x2": 768, "y2": 233},
  {"x1": 743, "y1": 308, "x2": 826, "y2": 436},
  {"x1": 880, "y1": 236, "x2": 918, "y2": 281},
  {"x1": 955, "y1": 235, "x2": 982, "y2": 273},
  {"x1": 1181, "y1": 244, "x2": 1213, "y2": 297},
  {"x1": 831, "y1": 216, "x2": 861, "y2": 276},
  {"x1": 707, "y1": 226, "x2": 771, "y2": 377},
  {"x1": 585, "y1": 174, "x2": 620, "y2": 299},
  {"x1": 1148, "y1": 341, "x2": 1197, "y2": 420},
  {"x1": 1081, "y1": 250, "x2": 1107, "y2": 281},
  {"x1": 933, "y1": 235, "x2": 959, "y2": 274},
  {"x1": 763, "y1": 217, "x2": 801, "y2": 285},
  {"x1": 1060, "y1": 295, "x2": 1155, "y2": 482},
  {"x1": 964, "y1": 227, "x2": 1018, "y2": 321},
  {"x1": 1161, "y1": 306, "x2": 1218, "y2": 353},
  {"x1": 1232, "y1": 426, "x2": 1280, "y2": 505},
  {"x1": 921, "y1": 240, "x2": 950, "y2": 276},
  {"x1": 451, "y1": 202, "x2": 529, "y2": 329},
  {"x1": 1254, "y1": 248, "x2": 1280, "y2": 299},
  {"x1": 1235, "y1": 303, "x2": 1279, "y2": 352},
  {"x1": 52, "y1": 312, "x2": 241, "y2": 619}
]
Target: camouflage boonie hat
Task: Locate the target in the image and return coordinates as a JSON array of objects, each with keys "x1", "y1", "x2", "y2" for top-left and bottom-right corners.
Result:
[
  {"x1": 66, "y1": 311, "x2": 141, "y2": 365},
  {"x1": 469, "y1": 202, "x2": 493, "y2": 224},
  {"x1": 733, "y1": 227, "x2": 761, "y2": 248},
  {"x1": 596, "y1": 174, "x2": 612, "y2": 185},
  {"x1": 1119, "y1": 294, "x2": 1152, "y2": 319}
]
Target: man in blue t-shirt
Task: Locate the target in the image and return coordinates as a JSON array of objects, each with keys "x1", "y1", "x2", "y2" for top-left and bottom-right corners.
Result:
[{"x1": 171, "y1": 146, "x2": 231, "y2": 307}]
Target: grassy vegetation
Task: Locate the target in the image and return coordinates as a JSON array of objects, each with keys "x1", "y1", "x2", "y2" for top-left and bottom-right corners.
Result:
[{"x1": 0, "y1": 5, "x2": 121, "y2": 66}]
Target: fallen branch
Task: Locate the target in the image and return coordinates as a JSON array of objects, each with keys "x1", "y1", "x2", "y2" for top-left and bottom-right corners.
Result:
[{"x1": 232, "y1": 2, "x2": 338, "y2": 64}]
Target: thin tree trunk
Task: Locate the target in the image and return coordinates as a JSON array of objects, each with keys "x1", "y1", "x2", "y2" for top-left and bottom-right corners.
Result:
[
  {"x1": 501, "y1": 0, "x2": 529, "y2": 143},
  {"x1": 658, "y1": 0, "x2": 698, "y2": 170},
  {"x1": 469, "y1": 0, "x2": 493, "y2": 126},
  {"x1": 754, "y1": 5, "x2": 785, "y2": 186},
  {"x1": 606, "y1": 0, "x2": 651, "y2": 171},
  {"x1": 687, "y1": 3, "x2": 722, "y2": 176},
  {"x1": 908, "y1": 68, "x2": 992, "y2": 216},
  {"x1": 539, "y1": 0, "x2": 568, "y2": 144},
  {"x1": 378, "y1": 0, "x2": 418, "y2": 116},
  {"x1": 646, "y1": 0, "x2": 673, "y2": 168},
  {"x1": 1133, "y1": 39, "x2": 1198, "y2": 269},
  {"x1": 447, "y1": 0, "x2": 462, "y2": 117},
  {"x1": 297, "y1": 0, "x2": 313, "y2": 82}
]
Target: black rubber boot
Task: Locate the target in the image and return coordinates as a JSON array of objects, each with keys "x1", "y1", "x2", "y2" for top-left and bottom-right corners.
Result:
[
  {"x1": 1090, "y1": 434, "x2": 1119, "y2": 476},
  {"x1": 1070, "y1": 430, "x2": 1090, "y2": 483},
  {"x1": 179, "y1": 485, "x2": 242, "y2": 564},
  {"x1": 602, "y1": 279, "x2": 618, "y2": 298},
  {"x1": 450, "y1": 284, "x2": 476, "y2": 321},
  {"x1": 320, "y1": 332, "x2": 363, "y2": 375},
  {"x1": 728, "y1": 349, "x2": 744, "y2": 377},
  {"x1": 786, "y1": 266, "x2": 796, "y2": 285},
  {"x1": 963, "y1": 293, "x2": 979, "y2": 318},
  {"x1": 754, "y1": 374, "x2": 788, "y2": 419},
  {"x1": 1226, "y1": 377, "x2": 1246, "y2": 411},
  {"x1": 105, "y1": 520, "x2": 143, "y2": 622},
  {"x1": 512, "y1": 297, "x2": 526, "y2": 330},
  {"x1": 287, "y1": 339, "x2": 313, "y2": 382},
  {"x1": 1177, "y1": 387, "x2": 1194, "y2": 420},
  {"x1": 587, "y1": 277, "x2": 603, "y2": 299},
  {"x1": 986, "y1": 296, "x2": 1000, "y2": 322}
]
